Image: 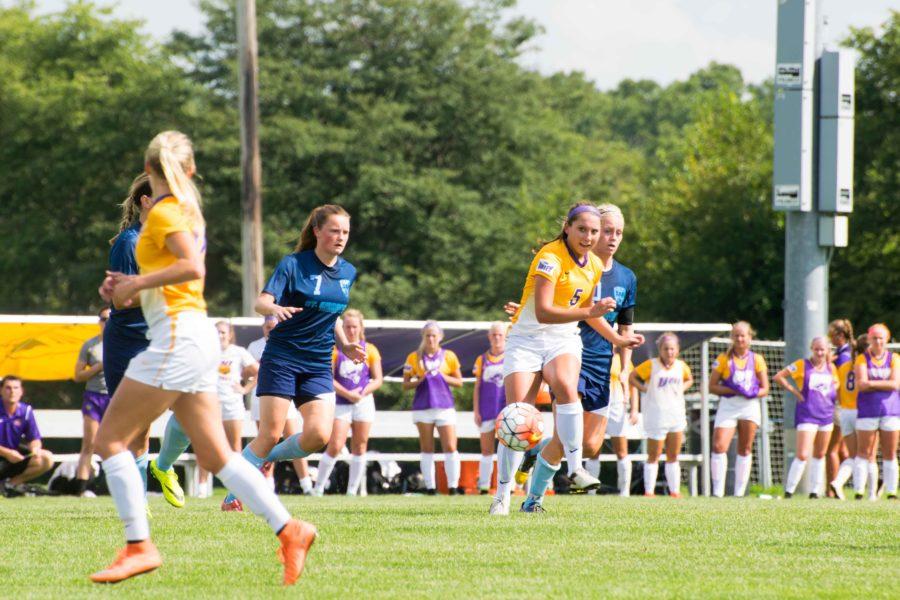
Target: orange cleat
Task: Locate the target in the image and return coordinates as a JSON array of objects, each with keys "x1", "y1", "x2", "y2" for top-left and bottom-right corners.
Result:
[
  {"x1": 643, "y1": 492, "x2": 656, "y2": 497},
  {"x1": 669, "y1": 492, "x2": 682, "y2": 499},
  {"x1": 90, "y1": 540, "x2": 162, "y2": 583},
  {"x1": 277, "y1": 519, "x2": 317, "y2": 585},
  {"x1": 221, "y1": 498, "x2": 244, "y2": 512}
]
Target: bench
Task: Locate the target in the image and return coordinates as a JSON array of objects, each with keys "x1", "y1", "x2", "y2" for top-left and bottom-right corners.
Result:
[{"x1": 34, "y1": 410, "x2": 703, "y2": 496}]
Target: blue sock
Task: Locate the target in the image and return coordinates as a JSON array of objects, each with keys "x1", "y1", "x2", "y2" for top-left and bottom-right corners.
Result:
[
  {"x1": 224, "y1": 445, "x2": 268, "y2": 504},
  {"x1": 524, "y1": 454, "x2": 561, "y2": 507},
  {"x1": 134, "y1": 452, "x2": 149, "y2": 493},
  {"x1": 156, "y1": 416, "x2": 191, "y2": 472},
  {"x1": 265, "y1": 434, "x2": 310, "y2": 463},
  {"x1": 527, "y1": 437, "x2": 551, "y2": 459}
]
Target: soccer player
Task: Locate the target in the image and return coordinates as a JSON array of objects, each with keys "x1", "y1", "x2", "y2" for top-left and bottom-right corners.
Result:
[
  {"x1": 708, "y1": 321, "x2": 770, "y2": 497},
  {"x1": 247, "y1": 318, "x2": 313, "y2": 496},
  {"x1": 315, "y1": 309, "x2": 383, "y2": 496},
  {"x1": 491, "y1": 202, "x2": 614, "y2": 516},
  {"x1": 92, "y1": 130, "x2": 313, "y2": 584},
  {"x1": 100, "y1": 173, "x2": 187, "y2": 508},
  {"x1": 472, "y1": 322, "x2": 508, "y2": 493},
  {"x1": 852, "y1": 324, "x2": 899, "y2": 500},
  {"x1": 774, "y1": 337, "x2": 839, "y2": 498},
  {"x1": 827, "y1": 319, "x2": 858, "y2": 498},
  {"x1": 223, "y1": 204, "x2": 365, "y2": 511},
  {"x1": 402, "y1": 322, "x2": 464, "y2": 495},
  {"x1": 72, "y1": 307, "x2": 110, "y2": 495},
  {"x1": 0, "y1": 376, "x2": 54, "y2": 490},
  {"x1": 629, "y1": 333, "x2": 693, "y2": 497}
]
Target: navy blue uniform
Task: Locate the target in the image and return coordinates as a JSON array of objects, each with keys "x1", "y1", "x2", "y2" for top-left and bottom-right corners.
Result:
[
  {"x1": 257, "y1": 250, "x2": 356, "y2": 403},
  {"x1": 578, "y1": 260, "x2": 637, "y2": 412},
  {"x1": 103, "y1": 223, "x2": 150, "y2": 395}
]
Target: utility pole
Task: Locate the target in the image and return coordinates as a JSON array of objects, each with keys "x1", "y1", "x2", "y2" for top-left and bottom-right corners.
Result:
[
  {"x1": 237, "y1": 0, "x2": 263, "y2": 316},
  {"x1": 774, "y1": 0, "x2": 854, "y2": 490}
]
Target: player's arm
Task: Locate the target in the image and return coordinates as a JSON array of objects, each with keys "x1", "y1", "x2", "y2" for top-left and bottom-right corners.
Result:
[
  {"x1": 73, "y1": 358, "x2": 102, "y2": 382},
  {"x1": 755, "y1": 363, "x2": 770, "y2": 398},
  {"x1": 584, "y1": 317, "x2": 643, "y2": 348},
  {"x1": 401, "y1": 363, "x2": 420, "y2": 391},
  {"x1": 0, "y1": 445, "x2": 24, "y2": 462},
  {"x1": 441, "y1": 366, "x2": 464, "y2": 388},
  {"x1": 238, "y1": 361, "x2": 259, "y2": 394},
  {"x1": 533, "y1": 275, "x2": 611, "y2": 324},
  {"x1": 628, "y1": 369, "x2": 648, "y2": 394},
  {"x1": 333, "y1": 378, "x2": 361, "y2": 403},
  {"x1": 682, "y1": 368, "x2": 694, "y2": 392},
  {"x1": 708, "y1": 362, "x2": 733, "y2": 397},
  {"x1": 333, "y1": 318, "x2": 366, "y2": 363},
  {"x1": 255, "y1": 292, "x2": 301, "y2": 323},
  {"x1": 360, "y1": 357, "x2": 384, "y2": 397},
  {"x1": 472, "y1": 363, "x2": 482, "y2": 426},
  {"x1": 111, "y1": 231, "x2": 204, "y2": 308},
  {"x1": 773, "y1": 367, "x2": 803, "y2": 402},
  {"x1": 856, "y1": 358, "x2": 900, "y2": 392}
]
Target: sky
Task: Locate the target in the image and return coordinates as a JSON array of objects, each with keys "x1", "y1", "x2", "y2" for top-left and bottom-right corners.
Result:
[{"x1": 32, "y1": 0, "x2": 897, "y2": 89}]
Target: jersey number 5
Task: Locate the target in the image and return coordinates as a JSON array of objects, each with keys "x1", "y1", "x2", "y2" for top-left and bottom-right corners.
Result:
[{"x1": 569, "y1": 288, "x2": 583, "y2": 306}]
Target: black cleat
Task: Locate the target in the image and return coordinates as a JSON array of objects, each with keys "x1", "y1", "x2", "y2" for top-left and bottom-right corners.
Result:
[{"x1": 784, "y1": 491, "x2": 793, "y2": 499}]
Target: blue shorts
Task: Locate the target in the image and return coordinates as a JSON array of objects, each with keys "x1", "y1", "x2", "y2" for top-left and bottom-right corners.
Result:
[
  {"x1": 578, "y1": 375, "x2": 611, "y2": 413},
  {"x1": 103, "y1": 318, "x2": 150, "y2": 396},
  {"x1": 256, "y1": 357, "x2": 334, "y2": 406}
]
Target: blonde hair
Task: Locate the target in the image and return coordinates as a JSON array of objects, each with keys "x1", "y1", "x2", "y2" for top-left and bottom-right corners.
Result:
[
  {"x1": 727, "y1": 321, "x2": 755, "y2": 358},
  {"x1": 109, "y1": 173, "x2": 152, "y2": 245},
  {"x1": 596, "y1": 203, "x2": 624, "y2": 223},
  {"x1": 868, "y1": 323, "x2": 891, "y2": 341},
  {"x1": 145, "y1": 130, "x2": 204, "y2": 233},
  {"x1": 215, "y1": 320, "x2": 235, "y2": 344},
  {"x1": 488, "y1": 321, "x2": 509, "y2": 336},
  {"x1": 656, "y1": 331, "x2": 680, "y2": 351},
  {"x1": 416, "y1": 321, "x2": 443, "y2": 371},
  {"x1": 343, "y1": 308, "x2": 366, "y2": 342},
  {"x1": 295, "y1": 204, "x2": 351, "y2": 252}
]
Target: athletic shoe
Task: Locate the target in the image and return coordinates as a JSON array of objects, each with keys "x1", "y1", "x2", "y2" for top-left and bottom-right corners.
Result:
[
  {"x1": 448, "y1": 487, "x2": 459, "y2": 496},
  {"x1": 520, "y1": 500, "x2": 546, "y2": 513},
  {"x1": 424, "y1": 489, "x2": 436, "y2": 496},
  {"x1": 809, "y1": 493, "x2": 819, "y2": 499},
  {"x1": 221, "y1": 498, "x2": 243, "y2": 512},
  {"x1": 829, "y1": 482, "x2": 845, "y2": 500},
  {"x1": 514, "y1": 452, "x2": 537, "y2": 486},
  {"x1": 669, "y1": 492, "x2": 682, "y2": 499},
  {"x1": 90, "y1": 540, "x2": 162, "y2": 583},
  {"x1": 148, "y1": 459, "x2": 185, "y2": 508},
  {"x1": 568, "y1": 467, "x2": 602, "y2": 492},
  {"x1": 643, "y1": 492, "x2": 655, "y2": 497},
  {"x1": 479, "y1": 488, "x2": 489, "y2": 495},
  {"x1": 887, "y1": 493, "x2": 898, "y2": 500},
  {"x1": 784, "y1": 491, "x2": 793, "y2": 499},
  {"x1": 854, "y1": 492, "x2": 864, "y2": 500},
  {"x1": 278, "y1": 519, "x2": 317, "y2": 585},
  {"x1": 489, "y1": 497, "x2": 509, "y2": 516}
]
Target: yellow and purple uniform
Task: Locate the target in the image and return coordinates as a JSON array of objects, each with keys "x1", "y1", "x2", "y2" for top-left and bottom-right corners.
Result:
[
  {"x1": 834, "y1": 344, "x2": 857, "y2": 410},
  {"x1": 784, "y1": 359, "x2": 839, "y2": 427}
]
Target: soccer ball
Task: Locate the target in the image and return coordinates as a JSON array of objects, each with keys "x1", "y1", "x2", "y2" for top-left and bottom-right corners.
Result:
[{"x1": 495, "y1": 402, "x2": 545, "y2": 451}]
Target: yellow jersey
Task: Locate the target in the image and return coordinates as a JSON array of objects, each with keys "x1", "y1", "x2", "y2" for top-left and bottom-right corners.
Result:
[
  {"x1": 511, "y1": 239, "x2": 602, "y2": 336},
  {"x1": 403, "y1": 349, "x2": 461, "y2": 379},
  {"x1": 610, "y1": 354, "x2": 632, "y2": 387},
  {"x1": 713, "y1": 352, "x2": 767, "y2": 379},
  {"x1": 834, "y1": 346, "x2": 857, "y2": 409},
  {"x1": 135, "y1": 195, "x2": 207, "y2": 326},
  {"x1": 784, "y1": 359, "x2": 839, "y2": 391}
]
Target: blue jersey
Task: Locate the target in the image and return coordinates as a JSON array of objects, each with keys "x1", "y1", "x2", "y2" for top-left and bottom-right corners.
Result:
[
  {"x1": 262, "y1": 250, "x2": 356, "y2": 366},
  {"x1": 578, "y1": 259, "x2": 637, "y2": 382},
  {"x1": 107, "y1": 223, "x2": 146, "y2": 329}
]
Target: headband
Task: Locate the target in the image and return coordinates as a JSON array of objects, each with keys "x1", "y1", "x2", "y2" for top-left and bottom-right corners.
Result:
[
  {"x1": 567, "y1": 205, "x2": 601, "y2": 220},
  {"x1": 868, "y1": 324, "x2": 891, "y2": 339}
]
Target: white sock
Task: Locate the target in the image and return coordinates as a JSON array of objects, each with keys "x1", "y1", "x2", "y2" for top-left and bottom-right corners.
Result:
[
  {"x1": 867, "y1": 461, "x2": 879, "y2": 498},
  {"x1": 711, "y1": 452, "x2": 727, "y2": 497},
  {"x1": 882, "y1": 459, "x2": 898, "y2": 495},
  {"x1": 665, "y1": 461, "x2": 681, "y2": 495},
  {"x1": 734, "y1": 454, "x2": 752, "y2": 497},
  {"x1": 852, "y1": 457, "x2": 868, "y2": 494},
  {"x1": 444, "y1": 451, "x2": 461, "y2": 489},
  {"x1": 346, "y1": 455, "x2": 366, "y2": 496},
  {"x1": 102, "y1": 451, "x2": 150, "y2": 542},
  {"x1": 809, "y1": 458, "x2": 824, "y2": 496},
  {"x1": 585, "y1": 457, "x2": 601, "y2": 479},
  {"x1": 298, "y1": 475, "x2": 313, "y2": 494},
  {"x1": 556, "y1": 402, "x2": 584, "y2": 476},
  {"x1": 617, "y1": 458, "x2": 632, "y2": 496},
  {"x1": 314, "y1": 452, "x2": 337, "y2": 494},
  {"x1": 421, "y1": 453, "x2": 435, "y2": 490},
  {"x1": 216, "y1": 454, "x2": 291, "y2": 533},
  {"x1": 494, "y1": 444, "x2": 522, "y2": 501},
  {"x1": 643, "y1": 462, "x2": 659, "y2": 495},
  {"x1": 785, "y1": 458, "x2": 807, "y2": 494},
  {"x1": 833, "y1": 458, "x2": 854, "y2": 488},
  {"x1": 478, "y1": 455, "x2": 494, "y2": 490}
]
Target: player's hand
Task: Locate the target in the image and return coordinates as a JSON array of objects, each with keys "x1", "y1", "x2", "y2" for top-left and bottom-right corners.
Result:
[
  {"x1": 587, "y1": 297, "x2": 616, "y2": 318},
  {"x1": 270, "y1": 304, "x2": 301, "y2": 322},
  {"x1": 616, "y1": 333, "x2": 645, "y2": 349},
  {"x1": 343, "y1": 343, "x2": 367, "y2": 363},
  {"x1": 503, "y1": 301, "x2": 520, "y2": 316},
  {"x1": 111, "y1": 275, "x2": 142, "y2": 308},
  {"x1": 474, "y1": 412, "x2": 482, "y2": 427},
  {"x1": 628, "y1": 410, "x2": 639, "y2": 426}
]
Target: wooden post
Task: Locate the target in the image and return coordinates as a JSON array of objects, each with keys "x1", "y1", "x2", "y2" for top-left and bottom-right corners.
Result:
[{"x1": 237, "y1": 0, "x2": 263, "y2": 316}]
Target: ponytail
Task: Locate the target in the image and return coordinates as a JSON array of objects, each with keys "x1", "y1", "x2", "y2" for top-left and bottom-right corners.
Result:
[
  {"x1": 145, "y1": 130, "x2": 204, "y2": 234},
  {"x1": 828, "y1": 319, "x2": 855, "y2": 353},
  {"x1": 295, "y1": 204, "x2": 351, "y2": 252},
  {"x1": 109, "y1": 173, "x2": 152, "y2": 245}
]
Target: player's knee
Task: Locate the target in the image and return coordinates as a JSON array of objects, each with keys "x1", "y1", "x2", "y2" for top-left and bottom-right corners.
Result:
[{"x1": 301, "y1": 424, "x2": 331, "y2": 452}]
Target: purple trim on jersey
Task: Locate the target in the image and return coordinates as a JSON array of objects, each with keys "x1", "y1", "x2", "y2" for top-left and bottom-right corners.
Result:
[
  {"x1": 721, "y1": 351, "x2": 761, "y2": 399},
  {"x1": 334, "y1": 341, "x2": 371, "y2": 405},
  {"x1": 857, "y1": 351, "x2": 900, "y2": 418},
  {"x1": 0, "y1": 402, "x2": 41, "y2": 450},
  {"x1": 795, "y1": 360, "x2": 837, "y2": 426},
  {"x1": 477, "y1": 352, "x2": 505, "y2": 421},
  {"x1": 564, "y1": 239, "x2": 588, "y2": 268},
  {"x1": 81, "y1": 391, "x2": 111, "y2": 423},
  {"x1": 834, "y1": 344, "x2": 852, "y2": 368},
  {"x1": 412, "y1": 349, "x2": 455, "y2": 410}
]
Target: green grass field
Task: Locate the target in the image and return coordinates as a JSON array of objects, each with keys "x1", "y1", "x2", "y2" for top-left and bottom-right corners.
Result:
[{"x1": 2, "y1": 493, "x2": 897, "y2": 599}]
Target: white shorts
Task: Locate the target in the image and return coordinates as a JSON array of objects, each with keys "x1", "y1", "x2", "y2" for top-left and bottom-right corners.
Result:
[
  {"x1": 412, "y1": 407, "x2": 456, "y2": 427},
  {"x1": 601, "y1": 385, "x2": 630, "y2": 437},
  {"x1": 838, "y1": 408, "x2": 857, "y2": 435},
  {"x1": 250, "y1": 394, "x2": 299, "y2": 422},
  {"x1": 644, "y1": 422, "x2": 686, "y2": 441},
  {"x1": 856, "y1": 416, "x2": 900, "y2": 432},
  {"x1": 503, "y1": 332, "x2": 582, "y2": 377},
  {"x1": 220, "y1": 394, "x2": 246, "y2": 422},
  {"x1": 479, "y1": 419, "x2": 496, "y2": 434},
  {"x1": 796, "y1": 422, "x2": 834, "y2": 433},
  {"x1": 125, "y1": 311, "x2": 219, "y2": 393},
  {"x1": 714, "y1": 396, "x2": 761, "y2": 428},
  {"x1": 334, "y1": 395, "x2": 376, "y2": 423}
]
